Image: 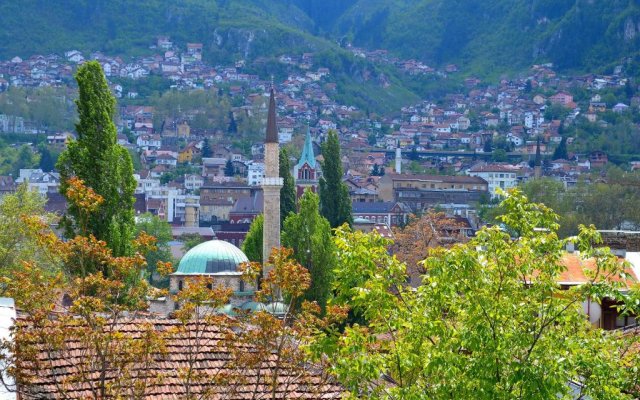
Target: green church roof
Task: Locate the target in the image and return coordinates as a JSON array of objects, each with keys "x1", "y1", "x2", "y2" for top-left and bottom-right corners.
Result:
[
  {"x1": 176, "y1": 240, "x2": 248, "y2": 274},
  {"x1": 295, "y1": 126, "x2": 316, "y2": 169}
]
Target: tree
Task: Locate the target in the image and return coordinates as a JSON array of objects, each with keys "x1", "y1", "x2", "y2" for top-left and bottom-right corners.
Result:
[
  {"x1": 283, "y1": 190, "x2": 336, "y2": 312},
  {"x1": 318, "y1": 130, "x2": 352, "y2": 228},
  {"x1": 4, "y1": 179, "x2": 161, "y2": 398},
  {"x1": 56, "y1": 61, "x2": 136, "y2": 257},
  {"x1": 393, "y1": 212, "x2": 467, "y2": 285},
  {"x1": 227, "y1": 111, "x2": 237, "y2": 134},
  {"x1": 525, "y1": 79, "x2": 532, "y2": 93},
  {"x1": 224, "y1": 159, "x2": 234, "y2": 176},
  {"x1": 12, "y1": 145, "x2": 37, "y2": 177},
  {"x1": 0, "y1": 183, "x2": 52, "y2": 280},
  {"x1": 553, "y1": 136, "x2": 568, "y2": 160},
  {"x1": 241, "y1": 214, "x2": 263, "y2": 263},
  {"x1": 135, "y1": 213, "x2": 173, "y2": 287},
  {"x1": 492, "y1": 148, "x2": 508, "y2": 162},
  {"x1": 38, "y1": 145, "x2": 55, "y2": 172},
  {"x1": 279, "y1": 148, "x2": 296, "y2": 227},
  {"x1": 202, "y1": 137, "x2": 212, "y2": 157},
  {"x1": 371, "y1": 163, "x2": 380, "y2": 176},
  {"x1": 179, "y1": 233, "x2": 206, "y2": 252},
  {"x1": 367, "y1": 131, "x2": 377, "y2": 146},
  {"x1": 483, "y1": 137, "x2": 493, "y2": 153},
  {"x1": 317, "y1": 189, "x2": 640, "y2": 399}
]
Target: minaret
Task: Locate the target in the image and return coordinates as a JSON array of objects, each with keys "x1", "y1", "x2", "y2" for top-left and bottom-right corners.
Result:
[
  {"x1": 262, "y1": 88, "x2": 283, "y2": 272},
  {"x1": 395, "y1": 140, "x2": 402, "y2": 174}
]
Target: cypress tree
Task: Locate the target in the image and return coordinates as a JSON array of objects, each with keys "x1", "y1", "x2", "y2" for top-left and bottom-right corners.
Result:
[
  {"x1": 56, "y1": 61, "x2": 136, "y2": 257},
  {"x1": 279, "y1": 148, "x2": 296, "y2": 227},
  {"x1": 224, "y1": 159, "x2": 234, "y2": 176},
  {"x1": 202, "y1": 137, "x2": 212, "y2": 157},
  {"x1": 319, "y1": 130, "x2": 352, "y2": 228},
  {"x1": 553, "y1": 137, "x2": 568, "y2": 160},
  {"x1": 282, "y1": 190, "x2": 335, "y2": 312}
]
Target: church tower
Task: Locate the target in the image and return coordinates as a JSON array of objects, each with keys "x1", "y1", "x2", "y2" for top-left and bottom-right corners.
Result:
[
  {"x1": 293, "y1": 126, "x2": 320, "y2": 198},
  {"x1": 262, "y1": 88, "x2": 283, "y2": 271}
]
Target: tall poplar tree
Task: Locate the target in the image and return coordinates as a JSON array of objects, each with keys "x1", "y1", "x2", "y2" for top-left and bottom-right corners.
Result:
[
  {"x1": 282, "y1": 190, "x2": 335, "y2": 312},
  {"x1": 279, "y1": 148, "x2": 296, "y2": 227},
  {"x1": 318, "y1": 130, "x2": 352, "y2": 228},
  {"x1": 56, "y1": 61, "x2": 136, "y2": 257}
]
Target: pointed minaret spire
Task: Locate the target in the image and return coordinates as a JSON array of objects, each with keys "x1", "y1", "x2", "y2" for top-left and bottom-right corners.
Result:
[{"x1": 266, "y1": 87, "x2": 278, "y2": 144}]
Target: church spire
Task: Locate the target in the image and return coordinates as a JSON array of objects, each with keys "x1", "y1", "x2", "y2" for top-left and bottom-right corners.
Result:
[
  {"x1": 266, "y1": 88, "x2": 278, "y2": 143},
  {"x1": 296, "y1": 125, "x2": 316, "y2": 169}
]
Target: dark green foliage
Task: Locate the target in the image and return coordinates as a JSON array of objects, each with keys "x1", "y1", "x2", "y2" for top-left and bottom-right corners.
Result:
[
  {"x1": 483, "y1": 138, "x2": 493, "y2": 153},
  {"x1": 319, "y1": 130, "x2": 352, "y2": 228},
  {"x1": 553, "y1": 137, "x2": 568, "y2": 160},
  {"x1": 38, "y1": 145, "x2": 55, "y2": 172},
  {"x1": 241, "y1": 214, "x2": 263, "y2": 263},
  {"x1": 227, "y1": 111, "x2": 238, "y2": 134},
  {"x1": 224, "y1": 159, "x2": 235, "y2": 177},
  {"x1": 56, "y1": 61, "x2": 136, "y2": 257},
  {"x1": 279, "y1": 148, "x2": 296, "y2": 227},
  {"x1": 282, "y1": 190, "x2": 335, "y2": 312},
  {"x1": 371, "y1": 163, "x2": 385, "y2": 176},
  {"x1": 202, "y1": 138, "x2": 212, "y2": 158}
]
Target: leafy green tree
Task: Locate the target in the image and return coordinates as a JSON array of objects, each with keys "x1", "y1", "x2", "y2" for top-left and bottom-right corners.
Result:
[
  {"x1": 135, "y1": 213, "x2": 173, "y2": 287},
  {"x1": 492, "y1": 149, "x2": 507, "y2": 162},
  {"x1": 0, "y1": 183, "x2": 53, "y2": 279},
  {"x1": 179, "y1": 233, "x2": 205, "y2": 252},
  {"x1": 241, "y1": 214, "x2": 263, "y2": 263},
  {"x1": 319, "y1": 130, "x2": 352, "y2": 228},
  {"x1": 316, "y1": 189, "x2": 640, "y2": 399},
  {"x1": 279, "y1": 148, "x2": 296, "y2": 227},
  {"x1": 224, "y1": 159, "x2": 234, "y2": 177},
  {"x1": 12, "y1": 145, "x2": 38, "y2": 177},
  {"x1": 283, "y1": 190, "x2": 335, "y2": 312},
  {"x1": 56, "y1": 61, "x2": 136, "y2": 257}
]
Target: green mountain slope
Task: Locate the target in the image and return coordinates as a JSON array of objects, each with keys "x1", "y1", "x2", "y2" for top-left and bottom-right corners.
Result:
[{"x1": 331, "y1": 0, "x2": 640, "y2": 75}]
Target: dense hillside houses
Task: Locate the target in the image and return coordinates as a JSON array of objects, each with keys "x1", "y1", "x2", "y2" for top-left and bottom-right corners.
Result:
[{"x1": 1, "y1": 33, "x2": 639, "y2": 251}]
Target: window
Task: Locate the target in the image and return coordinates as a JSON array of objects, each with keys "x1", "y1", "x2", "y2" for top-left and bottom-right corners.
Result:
[{"x1": 178, "y1": 280, "x2": 183, "y2": 291}]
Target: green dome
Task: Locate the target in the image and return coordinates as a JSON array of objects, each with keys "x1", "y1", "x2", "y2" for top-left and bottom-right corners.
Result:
[
  {"x1": 216, "y1": 304, "x2": 238, "y2": 316},
  {"x1": 241, "y1": 301, "x2": 267, "y2": 312},
  {"x1": 176, "y1": 240, "x2": 248, "y2": 274},
  {"x1": 264, "y1": 301, "x2": 288, "y2": 316}
]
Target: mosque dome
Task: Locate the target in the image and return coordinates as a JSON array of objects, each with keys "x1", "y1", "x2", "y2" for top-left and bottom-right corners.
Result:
[{"x1": 176, "y1": 240, "x2": 248, "y2": 274}]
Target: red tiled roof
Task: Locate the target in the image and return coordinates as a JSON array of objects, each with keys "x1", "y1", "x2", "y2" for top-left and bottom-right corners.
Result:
[
  {"x1": 16, "y1": 317, "x2": 343, "y2": 399},
  {"x1": 558, "y1": 253, "x2": 638, "y2": 287}
]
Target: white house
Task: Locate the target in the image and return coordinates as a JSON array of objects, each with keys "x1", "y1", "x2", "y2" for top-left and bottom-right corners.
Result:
[
  {"x1": 247, "y1": 162, "x2": 265, "y2": 187},
  {"x1": 468, "y1": 164, "x2": 518, "y2": 199}
]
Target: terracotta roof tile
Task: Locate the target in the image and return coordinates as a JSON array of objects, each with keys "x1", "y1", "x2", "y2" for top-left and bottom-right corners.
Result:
[{"x1": 16, "y1": 317, "x2": 343, "y2": 399}]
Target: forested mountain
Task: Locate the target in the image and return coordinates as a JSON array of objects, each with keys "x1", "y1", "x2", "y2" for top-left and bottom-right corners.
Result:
[
  {"x1": 330, "y1": 0, "x2": 640, "y2": 75},
  {"x1": 2, "y1": 0, "x2": 640, "y2": 77}
]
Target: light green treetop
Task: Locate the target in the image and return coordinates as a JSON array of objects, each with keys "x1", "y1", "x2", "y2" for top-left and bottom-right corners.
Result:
[{"x1": 312, "y1": 189, "x2": 640, "y2": 399}]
